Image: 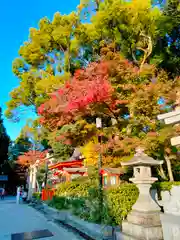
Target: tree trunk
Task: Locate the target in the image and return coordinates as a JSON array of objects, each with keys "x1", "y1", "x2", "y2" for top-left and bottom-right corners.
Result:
[
  {"x1": 164, "y1": 154, "x2": 174, "y2": 182},
  {"x1": 159, "y1": 164, "x2": 167, "y2": 180}
]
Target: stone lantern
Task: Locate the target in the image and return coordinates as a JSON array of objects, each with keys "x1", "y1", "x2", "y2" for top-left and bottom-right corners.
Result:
[{"x1": 121, "y1": 147, "x2": 164, "y2": 240}]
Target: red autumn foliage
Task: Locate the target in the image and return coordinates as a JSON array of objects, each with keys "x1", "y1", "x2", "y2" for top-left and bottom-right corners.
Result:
[
  {"x1": 17, "y1": 150, "x2": 47, "y2": 167},
  {"x1": 38, "y1": 62, "x2": 117, "y2": 129},
  {"x1": 38, "y1": 62, "x2": 113, "y2": 113}
]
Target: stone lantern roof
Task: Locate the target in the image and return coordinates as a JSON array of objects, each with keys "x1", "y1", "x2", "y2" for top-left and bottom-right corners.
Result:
[{"x1": 121, "y1": 147, "x2": 163, "y2": 167}]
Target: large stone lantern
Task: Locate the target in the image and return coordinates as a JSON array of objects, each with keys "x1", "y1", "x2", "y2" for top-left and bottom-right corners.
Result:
[{"x1": 121, "y1": 147, "x2": 164, "y2": 240}]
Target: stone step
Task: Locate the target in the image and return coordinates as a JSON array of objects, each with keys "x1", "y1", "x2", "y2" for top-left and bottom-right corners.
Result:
[{"x1": 122, "y1": 221, "x2": 163, "y2": 240}]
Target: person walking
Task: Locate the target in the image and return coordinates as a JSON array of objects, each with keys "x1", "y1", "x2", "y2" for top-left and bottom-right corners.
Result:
[
  {"x1": 22, "y1": 189, "x2": 28, "y2": 203},
  {"x1": 16, "y1": 186, "x2": 21, "y2": 204},
  {"x1": 1, "y1": 188, "x2": 5, "y2": 200}
]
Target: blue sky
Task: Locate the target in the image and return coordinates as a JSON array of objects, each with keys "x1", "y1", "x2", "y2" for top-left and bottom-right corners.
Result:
[{"x1": 0, "y1": 0, "x2": 79, "y2": 140}]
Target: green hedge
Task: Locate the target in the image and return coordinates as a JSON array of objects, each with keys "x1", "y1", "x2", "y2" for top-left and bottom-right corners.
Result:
[
  {"x1": 107, "y1": 184, "x2": 138, "y2": 224},
  {"x1": 152, "y1": 181, "x2": 180, "y2": 191},
  {"x1": 48, "y1": 196, "x2": 70, "y2": 210},
  {"x1": 50, "y1": 182, "x2": 138, "y2": 225},
  {"x1": 32, "y1": 192, "x2": 41, "y2": 200},
  {"x1": 55, "y1": 181, "x2": 96, "y2": 198},
  {"x1": 49, "y1": 181, "x2": 180, "y2": 225},
  {"x1": 152, "y1": 181, "x2": 180, "y2": 199}
]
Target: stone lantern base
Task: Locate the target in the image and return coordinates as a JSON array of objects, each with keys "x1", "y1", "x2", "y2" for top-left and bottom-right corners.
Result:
[{"x1": 121, "y1": 210, "x2": 163, "y2": 240}]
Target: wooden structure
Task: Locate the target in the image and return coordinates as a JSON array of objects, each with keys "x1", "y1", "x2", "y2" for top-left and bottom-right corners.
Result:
[
  {"x1": 49, "y1": 162, "x2": 123, "y2": 187},
  {"x1": 48, "y1": 148, "x2": 123, "y2": 187},
  {"x1": 48, "y1": 148, "x2": 86, "y2": 184},
  {"x1": 158, "y1": 109, "x2": 180, "y2": 146},
  {"x1": 41, "y1": 188, "x2": 55, "y2": 201},
  {"x1": 100, "y1": 168, "x2": 123, "y2": 187},
  {"x1": 49, "y1": 159, "x2": 87, "y2": 184},
  {"x1": 157, "y1": 92, "x2": 180, "y2": 146}
]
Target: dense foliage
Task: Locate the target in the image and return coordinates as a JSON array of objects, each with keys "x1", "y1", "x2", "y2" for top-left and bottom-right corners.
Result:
[
  {"x1": 0, "y1": 107, "x2": 10, "y2": 167},
  {"x1": 49, "y1": 181, "x2": 138, "y2": 225},
  {"x1": 6, "y1": 0, "x2": 180, "y2": 181},
  {"x1": 8, "y1": 136, "x2": 32, "y2": 162},
  {"x1": 48, "y1": 180, "x2": 180, "y2": 225},
  {"x1": 17, "y1": 150, "x2": 47, "y2": 166}
]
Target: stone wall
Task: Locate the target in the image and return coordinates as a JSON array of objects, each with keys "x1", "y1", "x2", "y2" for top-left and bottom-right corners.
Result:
[
  {"x1": 158, "y1": 186, "x2": 180, "y2": 216},
  {"x1": 157, "y1": 186, "x2": 180, "y2": 240},
  {"x1": 41, "y1": 203, "x2": 120, "y2": 240}
]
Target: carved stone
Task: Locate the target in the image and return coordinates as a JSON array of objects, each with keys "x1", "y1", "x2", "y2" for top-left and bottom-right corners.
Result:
[
  {"x1": 120, "y1": 148, "x2": 163, "y2": 240},
  {"x1": 158, "y1": 186, "x2": 180, "y2": 216}
]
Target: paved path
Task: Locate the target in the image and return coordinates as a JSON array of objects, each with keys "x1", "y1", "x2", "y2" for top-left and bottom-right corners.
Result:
[{"x1": 0, "y1": 197, "x2": 83, "y2": 240}]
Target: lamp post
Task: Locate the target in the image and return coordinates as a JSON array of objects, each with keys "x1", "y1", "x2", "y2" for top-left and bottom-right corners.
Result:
[{"x1": 96, "y1": 117, "x2": 103, "y2": 223}]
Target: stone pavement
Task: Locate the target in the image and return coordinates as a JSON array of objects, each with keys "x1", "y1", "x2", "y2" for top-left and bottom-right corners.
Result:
[{"x1": 0, "y1": 196, "x2": 83, "y2": 240}]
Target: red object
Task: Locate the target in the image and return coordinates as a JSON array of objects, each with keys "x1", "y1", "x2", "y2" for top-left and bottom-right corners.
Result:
[
  {"x1": 49, "y1": 159, "x2": 83, "y2": 170},
  {"x1": 100, "y1": 169, "x2": 106, "y2": 175},
  {"x1": 41, "y1": 189, "x2": 55, "y2": 201},
  {"x1": 17, "y1": 150, "x2": 47, "y2": 166},
  {"x1": 38, "y1": 62, "x2": 114, "y2": 129}
]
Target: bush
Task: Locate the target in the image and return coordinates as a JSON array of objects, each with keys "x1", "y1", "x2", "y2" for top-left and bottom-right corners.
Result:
[
  {"x1": 55, "y1": 181, "x2": 97, "y2": 198},
  {"x1": 106, "y1": 184, "x2": 138, "y2": 225},
  {"x1": 50, "y1": 181, "x2": 96, "y2": 215},
  {"x1": 69, "y1": 197, "x2": 86, "y2": 215},
  {"x1": 152, "y1": 181, "x2": 180, "y2": 199},
  {"x1": 48, "y1": 196, "x2": 70, "y2": 210},
  {"x1": 152, "y1": 181, "x2": 180, "y2": 191},
  {"x1": 71, "y1": 183, "x2": 139, "y2": 225},
  {"x1": 49, "y1": 182, "x2": 139, "y2": 225},
  {"x1": 48, "y1": 180, "x2": 180, "y2": 226},
  {"x1": 32, "y1": 192, "x2": 41, "y2": 200},
  {"x1": 55, "y1": 182, "x2": 80, "y2": 197}
]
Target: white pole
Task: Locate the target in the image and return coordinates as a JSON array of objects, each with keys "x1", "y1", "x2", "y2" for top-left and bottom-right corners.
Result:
[
  {"x1": 27, "y1": 166, "x2": 33, "y2": 200},
  {"x1": 36, "y1": 180, "x2": 40, "y2": 192},
  {"x1": 32, "y1": 165, "x2": 37, "y2": 194},
  {"x1": 16, "y1": 186, "x2": 20, "y2": 204}
]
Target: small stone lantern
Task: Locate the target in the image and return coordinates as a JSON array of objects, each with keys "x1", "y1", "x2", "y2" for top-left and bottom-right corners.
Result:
[{"x1": 121, "y1": 147, "x2": 164, "y2": 240}]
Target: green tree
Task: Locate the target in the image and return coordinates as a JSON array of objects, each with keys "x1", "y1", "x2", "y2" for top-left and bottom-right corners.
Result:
[
  {"x1": 0, "y1": 108, "x2": 10, "y2": 166},
  {"x1": 80, "y1": 0, "x2": 161, "y2": 68},
  {"x1": 6, "y1": 0, "x2": 180, "y2": 178},
  {"x1": 5, "y1": 10, "x2": 84, "y2": 120},
  {"x1": 152, "y1": 0, "x2": 180, "y2": 76},
  {"x1": 8, "y1": 136, "x2": 31, "y2": 162}
]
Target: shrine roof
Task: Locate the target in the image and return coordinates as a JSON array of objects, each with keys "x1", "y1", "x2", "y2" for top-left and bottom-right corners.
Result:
[
  {"x1": 63, "y1": 167, "x2": 87, "y2": 173},
  {"x1": 102, "y1": 168, "x2": 123, "y2": 175},
  {"x1": 49, "y1": 148, "x2": 84, "y2": 170},
  {"x1": 49, "y1": 159, "x2": 83, "y2": 170}
]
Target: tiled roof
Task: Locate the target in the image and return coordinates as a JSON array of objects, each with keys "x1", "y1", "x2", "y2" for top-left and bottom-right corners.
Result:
[
  {"x1": 63, "y1": 167, "x2": 87, "y2": 173},
  {"x1": 102, "y1": 168, "x2": 123, "y2": 175}
]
